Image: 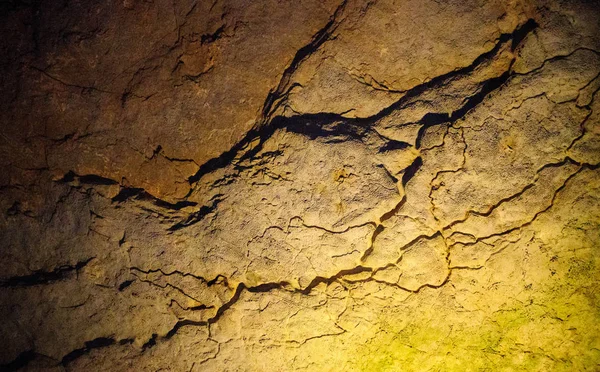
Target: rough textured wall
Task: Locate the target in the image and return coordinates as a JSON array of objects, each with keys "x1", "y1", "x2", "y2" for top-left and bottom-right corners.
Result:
[{"x1": 1, "y1": 0, "x2": 600, "y2": 370}]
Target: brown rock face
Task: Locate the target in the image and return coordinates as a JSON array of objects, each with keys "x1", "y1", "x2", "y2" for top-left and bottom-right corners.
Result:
[{"x1": 1, "y1": 0, "x2": 599, "y2": 370}]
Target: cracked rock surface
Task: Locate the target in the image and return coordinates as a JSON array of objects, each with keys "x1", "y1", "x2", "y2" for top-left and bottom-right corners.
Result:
[{"x1": 1, "y1": 0, "x2": 600, "y2": 370}]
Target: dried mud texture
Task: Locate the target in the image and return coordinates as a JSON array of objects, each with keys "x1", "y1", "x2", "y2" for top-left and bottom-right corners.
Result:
[{"x1": 1, "y1": 0, "x2": 600, "y2": 371}]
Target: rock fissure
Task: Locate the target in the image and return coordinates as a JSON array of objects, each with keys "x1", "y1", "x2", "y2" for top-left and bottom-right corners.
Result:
[{"x1": 2, "y1": 2, "x2": 600, "y2": 370}]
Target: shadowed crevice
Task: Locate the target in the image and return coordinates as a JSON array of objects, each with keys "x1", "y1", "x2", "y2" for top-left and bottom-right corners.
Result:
[
  {"x1": 0, "y1": 257, "x2": 94, "y2": 288},
  {"x1": 187, "y1": 19, "x2": 538, "y2": 187}
]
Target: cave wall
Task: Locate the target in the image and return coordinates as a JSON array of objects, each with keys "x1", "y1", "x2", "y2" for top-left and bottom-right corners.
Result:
[{"x1": 1, "y1": 0, "x2": 600, "y2": 370}]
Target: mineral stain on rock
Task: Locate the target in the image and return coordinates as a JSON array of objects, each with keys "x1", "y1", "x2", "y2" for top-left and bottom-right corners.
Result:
[{"x1": 1, "y1": 0, "x2": 600, "y2": 370}]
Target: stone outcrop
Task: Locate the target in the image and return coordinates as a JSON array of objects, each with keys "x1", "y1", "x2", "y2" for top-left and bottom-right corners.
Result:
[{"x1": 1, "y1": 0, "x2": 599, "y2": 370}]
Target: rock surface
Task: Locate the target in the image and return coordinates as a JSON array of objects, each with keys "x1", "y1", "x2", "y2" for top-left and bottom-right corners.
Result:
[{"x1": 1, "y1": 0, "x2": 599, "y2": 370}]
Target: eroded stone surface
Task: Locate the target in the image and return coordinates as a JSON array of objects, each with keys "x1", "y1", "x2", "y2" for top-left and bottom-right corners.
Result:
[{"x1": 1, "y1": 0, "x2": 599, "y2": 370}]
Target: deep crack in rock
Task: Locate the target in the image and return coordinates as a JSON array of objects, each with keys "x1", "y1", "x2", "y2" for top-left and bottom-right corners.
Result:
[{"x1": 1, "y1": 1, "x2": 600, "y2": 370}]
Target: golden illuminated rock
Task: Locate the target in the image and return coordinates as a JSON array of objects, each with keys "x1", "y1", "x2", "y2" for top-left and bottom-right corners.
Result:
[{"x1": 0, "y1": 0, "x2": 599, "y2": 370}]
